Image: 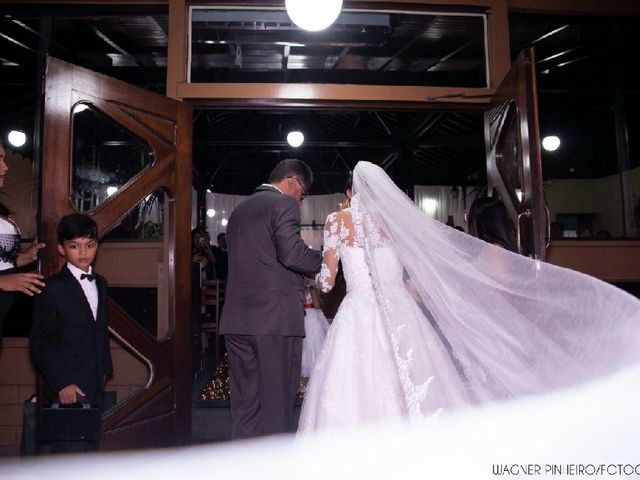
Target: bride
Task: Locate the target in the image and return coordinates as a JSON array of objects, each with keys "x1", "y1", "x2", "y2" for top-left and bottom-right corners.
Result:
[{"x1": 298, "y1": 161, "x2": 640, "y2": 431}]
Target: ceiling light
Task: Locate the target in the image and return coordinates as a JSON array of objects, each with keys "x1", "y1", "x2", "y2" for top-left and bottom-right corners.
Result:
[
  {"x1": 287, "y1": 131, "x2": 304, "y2": 148},
  {"x1": 106, "y1": 186, "x2": 118, "y2": 196},
  {"x1": 285, "y1": 0, "x2": 343, "y2": 32},
  {"x1": 7, "y1": 130, "x2": 26, "y2": 147},
  {"x1": 221, "y1": 218, "x2": 228, "y2": 227},
  {"x1": 206, "y1": 208, "x2": 216, "y2": 218},
  {"x1": 542, "y1": 135, "x2": 561, "y2": 152}
]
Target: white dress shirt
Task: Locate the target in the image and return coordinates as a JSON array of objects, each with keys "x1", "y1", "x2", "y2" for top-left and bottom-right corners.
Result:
[
  {"x1": 67, "y1": 262, "x2": 98, "y2": 320},
  {"x1": 261, "y1": 183, "x2": 283, "y2": 194}
]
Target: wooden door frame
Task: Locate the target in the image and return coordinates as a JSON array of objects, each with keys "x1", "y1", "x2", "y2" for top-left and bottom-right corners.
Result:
[
  {"x1": 40, "y1": 56, "x2": 193, "y2": 449},
  {"x1": 484, "y1": 48, "x2": 545, "y2": 258}
]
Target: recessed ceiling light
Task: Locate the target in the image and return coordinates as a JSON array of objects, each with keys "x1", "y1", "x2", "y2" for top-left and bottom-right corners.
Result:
[
  {"x1": 542, "y1": 135, "x2": 561, "y2": 152},
  {"x1": 286, "y1": 0, "x2": 342, "y2": 32},
  {"x1": 7, "y1": 130, "x2": 26, "y2": 147},
  {"x1": 287, "y1": 131, "x2": 304, "y2": 148}
]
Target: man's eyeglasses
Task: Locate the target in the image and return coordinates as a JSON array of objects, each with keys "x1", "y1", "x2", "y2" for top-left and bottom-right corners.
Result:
[{"x1": 288, "y1": 176, "x2": 308, "y2": 200}]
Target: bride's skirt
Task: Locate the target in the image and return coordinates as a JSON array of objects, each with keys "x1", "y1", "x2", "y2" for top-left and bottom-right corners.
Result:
[{"x1": 297, "y1": 285, "x2": 467, "y2": 432}]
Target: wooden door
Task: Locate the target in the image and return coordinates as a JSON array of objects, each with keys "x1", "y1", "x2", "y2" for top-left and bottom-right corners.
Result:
[
  {"x1": 40, "y1": 57, "x2": 192, "y2": 449},
  {"x1": 484, "y1": 48, "x2": 546, "y2": 259}
]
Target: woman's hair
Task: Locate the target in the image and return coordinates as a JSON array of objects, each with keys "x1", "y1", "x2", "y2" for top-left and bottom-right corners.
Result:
[
  {"x1": 0, "y1": 142, "x2": 10, "y2": 216},
  {"x1": 0, "y1": 200, "x2": 10, "y2": 217},
  {"x1": 467, "y1": 196, "x2": 516, "y2": 252},
  {"x1": 344, "y1": 170, "x2": 353, "y2": 195}
]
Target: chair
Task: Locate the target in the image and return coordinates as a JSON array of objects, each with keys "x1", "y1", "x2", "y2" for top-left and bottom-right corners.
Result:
[{"x1": 201, "y1": 279, "x2": 226, "y2": 361}]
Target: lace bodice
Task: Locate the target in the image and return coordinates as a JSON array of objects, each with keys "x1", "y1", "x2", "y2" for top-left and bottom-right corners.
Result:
[{"x1": 316, "y1": 209, "x2": 404, "y2": 294}]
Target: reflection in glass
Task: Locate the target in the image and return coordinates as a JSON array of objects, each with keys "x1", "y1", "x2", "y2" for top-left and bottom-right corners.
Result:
[
  {"x1": 95, "y1": 189, "x2": 171, "y2": 340},
  {"x1": 102, "y1": 190, "x2": 165, "y2": 241},
  {"x1": 495, "y1": 101, "x2": 522, "y2": 207},
  {"x1": 71, "y1": 102, "x2": 153, "y2": 212}
]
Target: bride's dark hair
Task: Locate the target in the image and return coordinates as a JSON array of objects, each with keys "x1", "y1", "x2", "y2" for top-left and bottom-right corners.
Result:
[{"x1": 344, "y1": 170, "x2": 353, "y2": 195}]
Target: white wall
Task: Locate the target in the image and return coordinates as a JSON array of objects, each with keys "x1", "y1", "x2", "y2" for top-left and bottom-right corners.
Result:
[{"x1": 544, "y1": 167, "x2": 640, "y2": 237}]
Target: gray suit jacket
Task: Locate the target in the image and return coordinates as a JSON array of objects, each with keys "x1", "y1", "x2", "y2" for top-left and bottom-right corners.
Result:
[{"x1": 220, "y1": 185, "x2": 322, "y2": 336}]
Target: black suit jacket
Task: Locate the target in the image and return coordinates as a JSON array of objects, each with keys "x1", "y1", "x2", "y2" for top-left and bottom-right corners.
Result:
[
  {"x1": 220, "y1": 185, "x2": 322, "y2": 336},
  {"x1": 211, "y1": 245, "x2": 228, "y2": 280},
  {"x1": 30, "y1": 265, "x2": 112, "y2": 404}
]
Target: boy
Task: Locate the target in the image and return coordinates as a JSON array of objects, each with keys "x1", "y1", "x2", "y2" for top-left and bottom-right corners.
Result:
[{"x1": 30, "y1": 213, "x2": 112, "y2": 451}]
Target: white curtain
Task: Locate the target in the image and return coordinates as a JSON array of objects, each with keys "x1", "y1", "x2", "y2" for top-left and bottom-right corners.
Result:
[
  {"x1": 300, "y1": 193, "x2": 344, "y2": 225},
  {"x1": 193, "y1": 188, "x2": 471, "y2": 241},
  {"x1": 414, "y1": 185, "x2": 467, "y2": 229},
  {"x1": 191, "y1": 190, "x2": 250, "y2": 241}
]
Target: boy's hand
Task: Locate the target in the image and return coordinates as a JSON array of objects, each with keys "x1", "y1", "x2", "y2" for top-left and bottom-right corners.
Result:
[{"x1": 58, "y1": 384, "x2": 86, "y2": 404}]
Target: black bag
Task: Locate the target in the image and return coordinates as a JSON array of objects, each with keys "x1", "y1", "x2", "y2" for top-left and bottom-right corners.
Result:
[{"x1": 38, "y1": 402, "x2": 102, "y2": 445}]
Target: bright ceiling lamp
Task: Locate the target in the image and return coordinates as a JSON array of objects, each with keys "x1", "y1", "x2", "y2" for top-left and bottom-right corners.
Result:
[
  {"x1": 285, "y1": 0, "x2": 343, "y2": 32},
  {"x1": 542, "y1": 135, "x2": 561, "y2": 152},
  {"x1": 8, "y1": 130, "x2": 26, "y2": 147},
  {"x1": 287, "y1": 130, "x2": 304, "y2": 148}
]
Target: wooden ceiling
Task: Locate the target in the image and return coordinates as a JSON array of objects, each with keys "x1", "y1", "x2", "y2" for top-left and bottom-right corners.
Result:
[{"x1": 0, "y1": 4, "x2": 638, "y2": 194}]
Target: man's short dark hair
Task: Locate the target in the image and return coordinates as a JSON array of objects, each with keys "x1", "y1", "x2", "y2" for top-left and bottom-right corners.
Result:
[
  {"x1": 57, "y1": 213, "x2": 98, "y2": 244},
  {"x1": 217, "y1": 232, "x2": 226, "y2": 241},
  {"x1": 267, "y1": 159, "x2": 313, "y2": 192}
]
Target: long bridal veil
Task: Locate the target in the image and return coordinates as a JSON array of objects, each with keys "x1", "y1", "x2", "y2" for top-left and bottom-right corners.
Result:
[{"x1": 351, "y1": 161, "x2": 640, "y2": 417}]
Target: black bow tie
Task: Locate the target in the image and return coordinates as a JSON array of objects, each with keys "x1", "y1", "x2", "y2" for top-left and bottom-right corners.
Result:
[{"x1": 80, "y1": 273, "x2": 95, "y2": 282}]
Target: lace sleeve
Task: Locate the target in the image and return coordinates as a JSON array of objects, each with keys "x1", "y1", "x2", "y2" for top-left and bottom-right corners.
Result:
[{"x1": 316, "y1": 212, "x2": 341, "y2": 293}]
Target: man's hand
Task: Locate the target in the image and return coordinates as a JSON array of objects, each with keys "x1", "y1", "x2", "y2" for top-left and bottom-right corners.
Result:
[
  {"x1": 58, "y1": 384, "x2": 86, "y2": 404},
  {"x1": 0, "y1": 273, "x2": 45, "y2": 295}
]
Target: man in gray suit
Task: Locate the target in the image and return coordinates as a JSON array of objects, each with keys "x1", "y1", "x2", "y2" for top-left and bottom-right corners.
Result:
[{"x1": 220, "y1": 159, "x2": 322, "y2": 439}]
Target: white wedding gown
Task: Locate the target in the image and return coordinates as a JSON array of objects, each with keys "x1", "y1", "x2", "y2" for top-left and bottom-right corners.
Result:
[
  {"x1": 298, "y1": 209, "x2": 468, "y2": 431},
  {"x1": 298, "y1": 161, "x2": 640, "y2": 434}
]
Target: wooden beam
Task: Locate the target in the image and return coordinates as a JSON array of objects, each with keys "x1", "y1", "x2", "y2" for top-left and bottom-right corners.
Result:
[
  {"x1": 177, "y1": 82, "x2": 495, "y2": 106},
  {"x1": 166, "y1": 0, "x2": 187, "y2": 100},
  {"x1": 507, "y1": 0, "x2": 640, "y2": 16},
  {"x1": 486, "y1": 0, "x2": 510, "y2": 88}
]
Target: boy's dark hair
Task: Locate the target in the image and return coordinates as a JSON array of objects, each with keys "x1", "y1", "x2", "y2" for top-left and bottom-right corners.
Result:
[
  {"x1": 57, "y1": 213, "x2": 98, "y2": 244},
  {"x1": 267, "y1": 159, "x2": 313, "y2": 193}
]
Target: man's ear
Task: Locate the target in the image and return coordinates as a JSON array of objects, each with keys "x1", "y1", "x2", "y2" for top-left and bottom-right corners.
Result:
[{"x1": 56, "y1": 244, "x2": 66, "y2": 257}]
